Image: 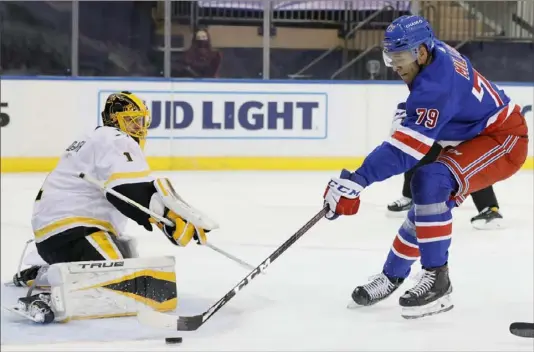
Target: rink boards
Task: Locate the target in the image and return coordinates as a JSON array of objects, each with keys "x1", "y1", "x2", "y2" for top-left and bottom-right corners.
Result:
[{"x1": 1, "y1": 77, "x2": 533, "y2": 172}]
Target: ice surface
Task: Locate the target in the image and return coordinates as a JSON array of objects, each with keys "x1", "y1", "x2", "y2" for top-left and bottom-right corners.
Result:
[{"x1": 1, "y1": 171, "x2": 533, "y2": 351}]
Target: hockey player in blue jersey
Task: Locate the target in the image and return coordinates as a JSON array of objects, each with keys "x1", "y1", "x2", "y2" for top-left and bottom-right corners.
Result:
[{"x1": 322, "y1": 15, "x2": 528, "y2": 319}]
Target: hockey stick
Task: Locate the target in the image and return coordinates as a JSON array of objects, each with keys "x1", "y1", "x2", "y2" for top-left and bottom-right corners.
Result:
[
  {"x1": 510, "y1": 322, "x2": 534, "y2": 338},
  {"x1": 77, "y1": 173, "x2": 256, "y2": 271},
  {"x1": 137, "y1": 205, "x2": 329, "y2": 331},
  {"x1": 204, "y1": 242, "x2": 256, "y2": 271}
]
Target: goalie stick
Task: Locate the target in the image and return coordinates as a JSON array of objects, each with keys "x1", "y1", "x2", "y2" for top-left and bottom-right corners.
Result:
[
  {"x1": 137, "y1": 205, "x2": 329, "y2": 331},
  {"x1": 77, "y1": 172, "x2": 256, "y2": 272},
  {"x1": 509, "y1": 322, "x2": 534, "y2": 338}
]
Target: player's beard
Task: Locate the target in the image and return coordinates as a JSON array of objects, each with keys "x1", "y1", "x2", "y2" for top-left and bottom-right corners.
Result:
[{"x1": 398, "y1": 63, "x2": 420, "y2": 84}]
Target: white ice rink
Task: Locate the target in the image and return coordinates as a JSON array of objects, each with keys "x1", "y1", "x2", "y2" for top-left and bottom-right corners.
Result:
[{"x1": 1, "y1": 171, "x2": 533, "y2": 351}]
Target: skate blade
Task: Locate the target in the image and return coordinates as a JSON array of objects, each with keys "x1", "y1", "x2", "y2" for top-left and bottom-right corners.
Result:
[
  {"x1": 401, "y1": 294, "x2": 454, "y2": 319},
  {"x1": 347, "y1": 301, "x2": 366, "y2": 309},
  {"x1": 471, "y1": 218, "x2": 505, "y2": 230},
  {"x1": 2, "y1": 305, "x2": 38, "y2": 322},
  {"x1": 3, "y1": 303, "x2": 53, "y2": 324},
  {"x1": 347, "y1": 298, "x2": 382, "y2": 309}
]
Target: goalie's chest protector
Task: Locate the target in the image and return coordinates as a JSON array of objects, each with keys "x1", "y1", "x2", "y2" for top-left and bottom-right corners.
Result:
[{"x1": 31, "y1": 127, "x2": 153, "y2": 242}]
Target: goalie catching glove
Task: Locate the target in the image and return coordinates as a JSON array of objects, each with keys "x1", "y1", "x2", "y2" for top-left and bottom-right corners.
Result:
[
  {"x1": 151, "y1": 208, "x2": 207, "y2": 247},
  {"x1": 149, "y1": 178, "x2": 218, "y2": 247}
]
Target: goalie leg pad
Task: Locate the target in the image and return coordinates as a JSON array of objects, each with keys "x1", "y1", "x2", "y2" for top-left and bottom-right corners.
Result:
[{"x1": 47, "y1": 256, "x2": 177, "y2": 322}]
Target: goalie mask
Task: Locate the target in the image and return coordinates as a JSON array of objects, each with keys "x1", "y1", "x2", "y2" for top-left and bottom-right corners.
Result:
[{"x1": 101, "y1": 91, "x2": 150, "y2": 145}]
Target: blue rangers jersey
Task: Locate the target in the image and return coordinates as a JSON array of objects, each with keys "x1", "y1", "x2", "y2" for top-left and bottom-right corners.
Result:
[{"x1": 352, "y1": 40, "x2": 520, "y2": 188}]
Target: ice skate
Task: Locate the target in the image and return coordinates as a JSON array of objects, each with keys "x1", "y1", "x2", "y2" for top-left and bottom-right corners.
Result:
[
  {"x1": 8, "y1": 265, "x2": 50, "y2": 291},
  {"x1": 386, "y1": 196, "x2": 412, "y2": 218},
  {"x1": 471, "y1": 207, "x2": 504, "y2": 230},
  {"x1": 5, "y1": 293, "x2": 55, "y2": 324},
  {"x1": 11, "y1": 265, "x2": 41, "y2": 287},
  {"x1": 348, "y1": 272, "x2": 404, "y2": 308},
  {"x1": 399, "y1": 264, "x2": 453, "y2": 319}
]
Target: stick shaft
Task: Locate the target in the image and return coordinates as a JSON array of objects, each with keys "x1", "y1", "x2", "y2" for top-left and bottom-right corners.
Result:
[
  {"x1": 78, "y1": 173, "x2": 173, "y2": 226},
  {"x1": 137, "y1": 206, "x2": 328, "y2": 331},
  {"x1": 205, "y1": 242, "x2": 256, "y2": 271}
]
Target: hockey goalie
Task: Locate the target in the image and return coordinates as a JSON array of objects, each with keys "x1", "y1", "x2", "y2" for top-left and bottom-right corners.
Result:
[{"x1": 7, "y1": 91, "x2": 217, "y2": 324}]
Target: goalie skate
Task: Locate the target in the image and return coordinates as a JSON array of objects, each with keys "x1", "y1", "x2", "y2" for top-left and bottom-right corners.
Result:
[{"x1": 4, "y1": 293, "x2": 55, "y2": 324}]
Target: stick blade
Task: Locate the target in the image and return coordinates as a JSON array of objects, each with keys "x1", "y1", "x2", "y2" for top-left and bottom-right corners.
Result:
[
  {"x1": 137, "y1": 310, "x2": 203, "y2": 331},
  {"x1": 510, "y1": 322, "x2": 534, "y2": 338},
  {"x1": 177, "y1": 315, "x2": 204, "y2": 331}
]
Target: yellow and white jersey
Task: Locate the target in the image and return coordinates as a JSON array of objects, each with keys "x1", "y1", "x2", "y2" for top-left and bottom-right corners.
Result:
[{"x1": 32, "y1": 126, "x2": 153, "y2": 243}]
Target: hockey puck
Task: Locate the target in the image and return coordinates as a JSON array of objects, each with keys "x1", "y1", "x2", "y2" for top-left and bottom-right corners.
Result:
[
  {"x1": 510, "y1": 322, "x2": 534, "y2": 338},
  {"x1": 165, "y1": 337, "x2": 183, "y2": 344}
]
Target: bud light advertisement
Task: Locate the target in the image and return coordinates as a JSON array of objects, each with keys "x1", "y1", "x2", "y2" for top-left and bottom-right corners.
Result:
[{"x1": 98, "y1": 90, "x2": 328, "y2": 139}]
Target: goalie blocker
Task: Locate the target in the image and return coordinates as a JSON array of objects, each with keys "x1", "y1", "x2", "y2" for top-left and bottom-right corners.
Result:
[{"x1": 10, "y1": 256, "x2": 177, "y2": 324}]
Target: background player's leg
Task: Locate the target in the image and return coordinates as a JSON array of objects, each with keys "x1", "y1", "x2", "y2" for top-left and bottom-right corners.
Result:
[
  {"x1": 402, "y1": 169, "x2": 414, "y2": 198},
  {"x1": 470, "y1": 186, "x2": 504, "y2": 230},
  {"x1": 387, "y1": 143, "x2": 443, "y2": 216},
  {"x1": 472, "y1": 186, "x2": 499, "y2": 212},
  {"x1": 349, "y1": 207, "x2": 418, "y2": 307},
  {"x1": 387, "y1": 168, "x2": 415, "y2": 216}
]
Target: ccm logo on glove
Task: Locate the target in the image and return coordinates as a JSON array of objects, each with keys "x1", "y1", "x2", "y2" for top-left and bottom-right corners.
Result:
[
  {"x1": 327, "y1": 179, "x2": 360, "y2": 198},
  {"x1": 323, "y1": 169, "x2": 364, "y2": 220}
]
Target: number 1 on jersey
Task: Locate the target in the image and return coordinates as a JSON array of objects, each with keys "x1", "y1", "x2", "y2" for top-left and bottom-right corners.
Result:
[{"x1": 123, "y1": 152, "x2": 133, "y2": 162}]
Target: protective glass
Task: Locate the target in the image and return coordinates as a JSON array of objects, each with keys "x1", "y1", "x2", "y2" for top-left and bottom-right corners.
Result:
[{"x1": 382, "y1": 49, "x2": 418, "y2": 67}]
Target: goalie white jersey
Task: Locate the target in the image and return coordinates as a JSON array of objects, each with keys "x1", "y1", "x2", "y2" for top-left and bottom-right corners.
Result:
[{"x1": 32, "y1": 126, "x2": 153, "y2": 243}]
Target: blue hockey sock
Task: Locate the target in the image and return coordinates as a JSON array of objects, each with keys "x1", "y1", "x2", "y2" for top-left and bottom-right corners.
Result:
[
  {"x1": 411, "y1": 162, "x2": 457, "y2": 269},
  {"x1": 383, "y1": 206, "x2": 420, "y2": 279}
]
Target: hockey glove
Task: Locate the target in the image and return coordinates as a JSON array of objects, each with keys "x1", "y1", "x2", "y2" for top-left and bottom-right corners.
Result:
[
  {"x1": 153, "y1": 209, "x2": 207, "y2": 247},
  {"x1": 323, "y1": 169, "x2": 364, "y2": 220},
  {"x1": 390, "y1": 102, "x2": 407, "y2": 136},
  {"x1": 149, "y1": 178, "x2": 217, "y2": 247}
]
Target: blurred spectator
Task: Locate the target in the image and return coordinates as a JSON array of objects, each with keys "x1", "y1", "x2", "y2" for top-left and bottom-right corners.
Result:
[{"x1": 173, "y1": 28, "x2": 221, "y2": 78}]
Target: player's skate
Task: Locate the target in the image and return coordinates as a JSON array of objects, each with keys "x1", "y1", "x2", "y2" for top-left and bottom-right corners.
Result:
[
  {"x1": 348, "y1": 272, "x2": 404, "y2": 308},
  {"x1": 471, "y1": 207, "x2": 504, "y2": 230},
  {"x1": 386, "y1": 196, "x2": 412, "y2": 217},
  {"x1": 5, "y1": 292, "x2": 55, "y2": 324},
  {"x1": 399, "y1": 264, "x2": 453, "y2": 319}
]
